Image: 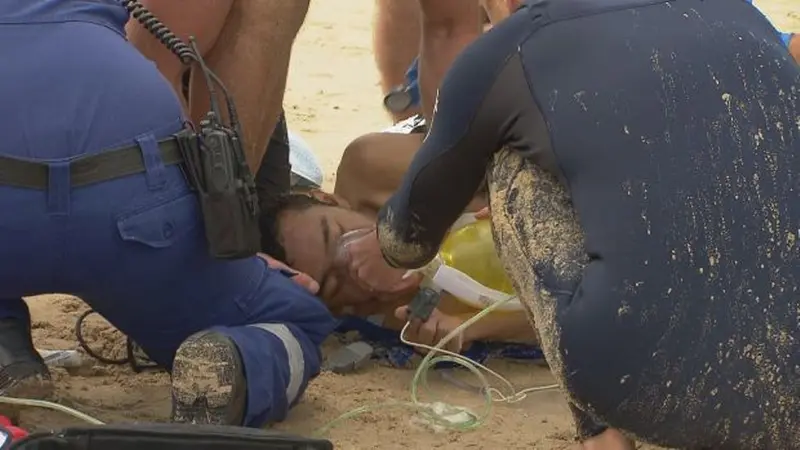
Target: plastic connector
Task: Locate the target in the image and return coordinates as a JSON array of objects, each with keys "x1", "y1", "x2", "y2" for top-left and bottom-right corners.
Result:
[{"x1": 407, "y1": 287, "x2": 441, "y2": 322}]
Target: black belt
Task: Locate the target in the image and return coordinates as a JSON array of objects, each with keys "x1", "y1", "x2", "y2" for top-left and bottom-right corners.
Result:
[{"x1": 0, "y1": 138, "x2": 183, "y2": 189}]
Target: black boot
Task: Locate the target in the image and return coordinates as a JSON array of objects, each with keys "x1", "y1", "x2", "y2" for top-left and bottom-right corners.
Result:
[{"x1": 0, "y1": 317, "x2": 53, "y2": 398}]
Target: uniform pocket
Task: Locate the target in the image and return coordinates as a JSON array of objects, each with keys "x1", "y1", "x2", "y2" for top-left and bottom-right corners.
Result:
[{"x1": 117, "y1": 192, "x2": 200, "y2": 249}]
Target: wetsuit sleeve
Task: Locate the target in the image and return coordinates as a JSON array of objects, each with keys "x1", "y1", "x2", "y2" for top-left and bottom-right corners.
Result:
[{"x1": 376, "y1": 11, "x2": 534, "y2": 268}]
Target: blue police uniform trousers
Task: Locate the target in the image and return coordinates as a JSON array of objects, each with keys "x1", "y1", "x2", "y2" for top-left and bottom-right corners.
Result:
[{"x1": 0, "y1": 0, "x2": 336, "y2": 427}]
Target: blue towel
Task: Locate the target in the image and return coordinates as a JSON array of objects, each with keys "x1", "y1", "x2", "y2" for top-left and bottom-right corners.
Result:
[{"x1": 335, "y1": 315, "x2": 544, "y2": 369}]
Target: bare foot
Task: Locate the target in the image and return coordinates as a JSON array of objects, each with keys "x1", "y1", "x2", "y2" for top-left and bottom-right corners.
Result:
[{"x1": 570, "y1": 429, "x2": 636, "y2": 450}]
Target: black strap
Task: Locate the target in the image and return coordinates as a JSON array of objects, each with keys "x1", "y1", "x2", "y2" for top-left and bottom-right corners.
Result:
[{"x1": 0, "y1": 138, "x2": 182, "y2": 190}]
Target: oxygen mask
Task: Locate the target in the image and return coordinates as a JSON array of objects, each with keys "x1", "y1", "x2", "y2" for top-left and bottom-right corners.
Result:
[{"x1": 409, "y1": 214, "x2": 522, "y2": 312}]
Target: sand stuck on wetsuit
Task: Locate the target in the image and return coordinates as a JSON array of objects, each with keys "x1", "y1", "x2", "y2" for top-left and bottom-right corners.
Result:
[{"x1": 375, "y1": 0, "x2": 800, "y2": 447}]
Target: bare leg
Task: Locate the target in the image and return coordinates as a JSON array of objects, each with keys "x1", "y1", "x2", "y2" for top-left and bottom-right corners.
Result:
[
  {"x1": 335, "y1": 132, "x2": 423, "y2": 214},
  {"x1": 373, "y1": 0, "x2": 422, "y2": 121},
  {"x1": 418, "y1": 0, "x2": 483, "y2": 122},
  {"x1": 190, "y1": 0, "x2": 310, "y2": 172},
  {"x1": 335, "y1": 132, "x2": 486, "y2": 214}
]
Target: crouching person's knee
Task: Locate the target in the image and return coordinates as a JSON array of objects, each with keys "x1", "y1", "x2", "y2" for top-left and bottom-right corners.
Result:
[{"x1": 337, "y1": 133, "x2": 386, "y2": 182}]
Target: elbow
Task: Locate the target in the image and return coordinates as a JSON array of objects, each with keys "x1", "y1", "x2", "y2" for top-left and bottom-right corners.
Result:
[{"x1": 376, "y1": 211, "x2": 439, "y2": 269}]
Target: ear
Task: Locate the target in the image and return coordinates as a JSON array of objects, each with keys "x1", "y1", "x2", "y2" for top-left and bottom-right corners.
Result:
[{"x1": 307, "y1": 189, "x2": 352, "y2": 209}]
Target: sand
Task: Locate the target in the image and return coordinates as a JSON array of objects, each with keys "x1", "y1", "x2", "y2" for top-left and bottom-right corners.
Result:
[{"x1": 22, "y1": 1, "x2": 799, "y2": 449}]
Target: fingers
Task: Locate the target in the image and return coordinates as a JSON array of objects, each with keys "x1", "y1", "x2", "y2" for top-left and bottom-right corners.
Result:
[
  {"x1": 342, "y1": 229, "x2": 419, "y2": 294},
  {"x1": 351, "y1": 262, "x2": 376, "y2": 293},
  {"x1": 340, "y1": 231, "x2": 382, "y2": 292},
  {"x1": 445, "y1": 330, "x2": 464, "y2": 353},
  {"x1": 387, "y1": 271, "x2": 422, "y2": 294},
  {"x1": 474, "y1": 206, "x2": 491, "y2": 220},
  {"x1": 405, "y1": 316, "x2": 423, "y2": 345},
  {"x1": 416, "y1": 318, "x2": 437, "y2": 347},
  {"x1": 397, "y1": 307, "x2": 464, "y2": 354},
  {"x1": 293, "y1": 273, "x2": 320, "y2": 294},
  {"x1": 258, "y1": 253, "x2": 320, "y2": 294},
  {"x1": 394, "y1": 305, "x2": 409, "y2": 321}
]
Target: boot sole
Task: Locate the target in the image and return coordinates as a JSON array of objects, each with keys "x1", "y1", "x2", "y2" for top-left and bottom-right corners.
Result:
[{"x1": 171, "y1": 331, "x2": 245, "y2": 426}]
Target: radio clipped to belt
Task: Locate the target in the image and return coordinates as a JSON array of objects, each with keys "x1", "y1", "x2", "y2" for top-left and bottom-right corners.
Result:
[
  {"x1": 174, "y1": 108, "x2": 260, "y2": 260},
  {"x1": 124, "y1": 0, "x2": 261, "y2": 259}
]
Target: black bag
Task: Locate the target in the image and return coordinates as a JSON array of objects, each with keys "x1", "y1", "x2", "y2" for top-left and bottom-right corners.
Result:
[{"x1": 8, "y1": 423, "x2": 332, "y2": 450}]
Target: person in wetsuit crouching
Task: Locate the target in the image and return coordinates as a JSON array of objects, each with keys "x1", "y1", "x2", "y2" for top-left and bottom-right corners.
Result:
[{"x1": 341, "y1": 0, "x2": 800, "y2": 448}]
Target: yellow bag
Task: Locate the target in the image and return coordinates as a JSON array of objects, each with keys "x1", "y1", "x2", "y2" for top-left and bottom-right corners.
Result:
[{"x1": 416, "y1": 215, "x2": 522, "y2": 312}]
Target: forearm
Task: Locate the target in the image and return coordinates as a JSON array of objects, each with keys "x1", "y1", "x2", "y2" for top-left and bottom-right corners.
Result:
[
  {"x1": 418, "y1": 0, "x2": 482, "y2": 123},
  {"x1": 789, "y1": 33, "x2": 799, "y2": 63},
  {"x1": 126, "y1": 0, "x2": 232, "y2": 93},
  {"x1": 461, "y1": 311, "x2": 537, "y2": 344},
  {"x1": 188, "y1": 0, "x2": 310, "y2": 174}
]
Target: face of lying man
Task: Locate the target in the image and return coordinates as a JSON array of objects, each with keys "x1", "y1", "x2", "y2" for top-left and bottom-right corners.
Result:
[{"x1": 274, "y1": 194, "x2": 385, "y2": 311}]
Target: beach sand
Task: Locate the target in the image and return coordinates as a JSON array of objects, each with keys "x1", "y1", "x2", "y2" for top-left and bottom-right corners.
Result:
[{"x1": 23, "y1": 1, "x2": 799, "y2": 448}]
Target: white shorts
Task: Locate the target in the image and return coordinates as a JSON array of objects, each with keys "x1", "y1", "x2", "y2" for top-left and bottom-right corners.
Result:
[{"x1": 382, "y1": 114, "x2": 427, "y2": 135}]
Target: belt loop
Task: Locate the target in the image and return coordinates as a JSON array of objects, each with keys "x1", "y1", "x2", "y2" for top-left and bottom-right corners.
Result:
[
  {"x1": 136, "y1": 133, "x2": 167, "y2": 191},
  {"x1": 47, "y1": 161, "x2": 71, "y2": 216}
]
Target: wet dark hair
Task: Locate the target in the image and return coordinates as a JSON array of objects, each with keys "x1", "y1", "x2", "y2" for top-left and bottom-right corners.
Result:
[{"x1": 259, "y1": 193, "x2": 330, "y2": 262}]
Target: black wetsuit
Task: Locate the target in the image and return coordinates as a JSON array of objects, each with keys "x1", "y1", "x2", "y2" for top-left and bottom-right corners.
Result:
[{"x1": 377, "y1": 0, "x2": 800, "y2": 448}]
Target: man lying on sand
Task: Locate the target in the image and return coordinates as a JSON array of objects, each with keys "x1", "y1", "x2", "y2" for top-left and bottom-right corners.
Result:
[
  {"x1": 342, "y1": 1, "x2": 800, "y2": 449},
  {"x1": 259, "y1": 188, "x2": 535, "y2": 355}
]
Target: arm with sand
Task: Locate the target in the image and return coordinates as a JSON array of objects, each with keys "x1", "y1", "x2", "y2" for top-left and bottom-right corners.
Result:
[{"x1": 376, "y1": 17, "x2": 527, "y2": 269}]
